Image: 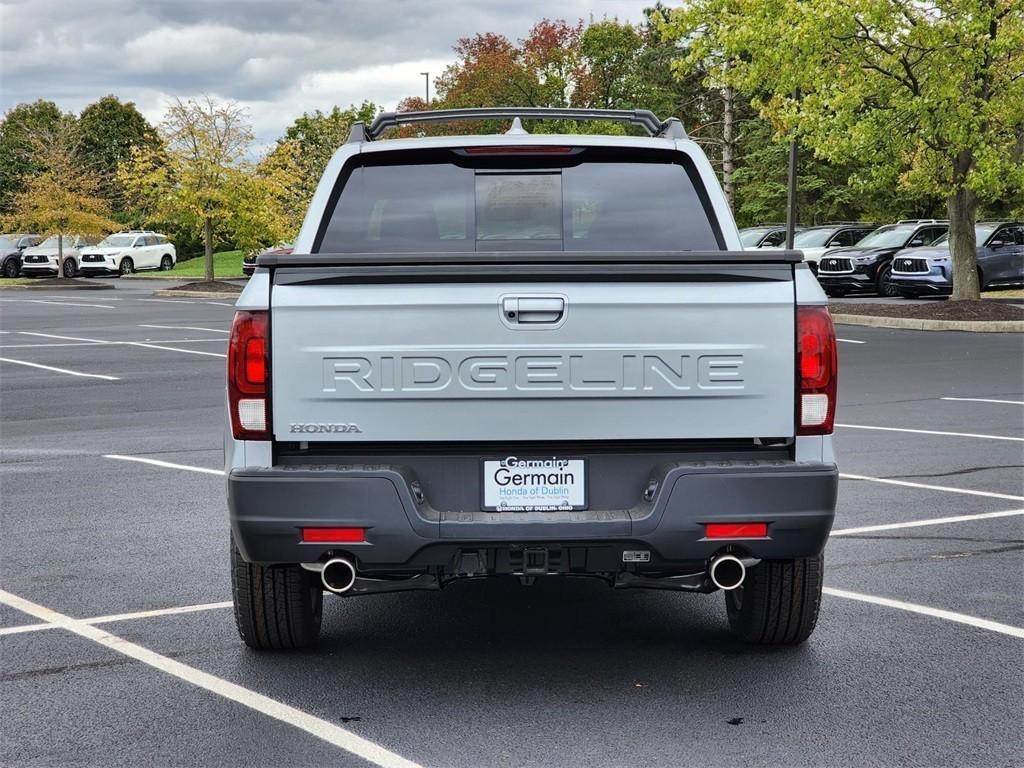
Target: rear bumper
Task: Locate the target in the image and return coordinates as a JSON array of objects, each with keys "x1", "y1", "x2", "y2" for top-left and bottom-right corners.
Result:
[{"x1": 229, "y1": 460, "x2": 837, "y2": 569}]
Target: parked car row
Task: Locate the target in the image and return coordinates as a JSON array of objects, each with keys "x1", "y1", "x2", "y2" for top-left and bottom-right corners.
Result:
[
  {"x1": 0, "y1": 231, "x2": 177, "y2": 278},
  {"x1": 740, "y1": 219, "x2": 1024, "y2": 297}
]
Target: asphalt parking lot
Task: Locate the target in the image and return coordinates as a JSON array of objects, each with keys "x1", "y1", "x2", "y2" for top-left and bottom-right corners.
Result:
[{"x1": 1, "y1": 279, "x2": 1022, "y2": 768}]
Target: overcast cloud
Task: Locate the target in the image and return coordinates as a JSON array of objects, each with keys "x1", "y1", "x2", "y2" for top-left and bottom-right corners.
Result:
[{"x1": 0, "y1": 0, "x2": 653, "y2": 149}]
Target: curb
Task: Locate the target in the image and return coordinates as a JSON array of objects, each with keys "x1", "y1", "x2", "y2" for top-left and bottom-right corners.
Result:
[
  {"x1": 0, "y1": 282, "x2": 115, "y2": 291},
  {"x1": 832, "y1": 314, "x2": 1023, "y2": 333},
  {"x1": 154, "y1": 289, "x2": 241, "y2": 300}
]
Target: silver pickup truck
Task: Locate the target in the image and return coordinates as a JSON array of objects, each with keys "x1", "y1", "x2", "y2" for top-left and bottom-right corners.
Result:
[{"x1": 226, "y1": 108, "x2": 838, "y2": 650}]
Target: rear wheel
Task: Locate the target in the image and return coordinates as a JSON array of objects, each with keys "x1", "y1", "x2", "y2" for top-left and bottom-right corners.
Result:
[
  {"x1": 725, "y1": 555, "x2": 823, "y2": 645},
  {"x1": 118, "y1": 257, "x2": 134, "y2": 277},
  {"x1": 160, "y1": 254, "x2": 174, "y2": 271},
  {"x1": 231, "y1": 537, "x2": 323, "y2": 650},
  {"x1": 62, "y1": 258, "x2": 76, "y2": 278}
]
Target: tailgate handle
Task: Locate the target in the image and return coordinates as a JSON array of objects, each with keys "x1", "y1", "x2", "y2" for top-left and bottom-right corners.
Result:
[{"x1": 503, "y1": 296, "x2": 565, "y2": 324}]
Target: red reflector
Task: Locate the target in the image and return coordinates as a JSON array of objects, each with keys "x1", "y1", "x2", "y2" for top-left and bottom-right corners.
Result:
[
  {"x1": 705, "y1": 523, "x2": 768, "y2": 539},
  {"x1": 462, "y1": 145, "x2": 574, "y2": 154},
  {"x1": 301, "y1": 527, "x2": 366, "y2": 543}
]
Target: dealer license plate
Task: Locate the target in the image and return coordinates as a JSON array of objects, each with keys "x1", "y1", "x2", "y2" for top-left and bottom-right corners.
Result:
[{"x1": 481, "y1": 457, "x2": 587, "y2": 511}]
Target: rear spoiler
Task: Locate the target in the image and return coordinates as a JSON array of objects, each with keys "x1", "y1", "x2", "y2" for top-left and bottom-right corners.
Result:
[{"x1": 257, "y1": 250, "x2": 804, "y2": 269}]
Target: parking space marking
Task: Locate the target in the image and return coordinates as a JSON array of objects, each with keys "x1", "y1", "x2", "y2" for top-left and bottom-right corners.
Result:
[
  {"x1": 830, "y1": 508, "x2": 1024, "y2": 536},
  {"x1": 19, "y1": 331, "x2": 226, "y2": 359},
  {"x1": 837, "y1": 423, "x2": 1024, "y2": 442},
  {"x1": 139, "y1": 324, "x2": 229, "y2": 334},
  {"x1": 0, "y1": 588, "x2": 424, "y2": 768},
  {"x1": 823, "y1": 587, "x2": 1024, "y2": 639},
  {"x1": 1, "y1": 338, "x2": 224, "y2": 349},
  {"x1": 836, "y1": 338, "x2": 866, "y2": 344},
  {"x1": 0, "y1": 356, "x2": 120, "y2": 381},
  {"x1": 839, "y1": 472, "x2": 1024, "y2": 502},
  {"x1": 0, "y1": 600, "x2": 233, "y2": 637},
  {"x1": 0, "y1": 298, "x2": 116, "y2": 309},
  {"x1": 941, "y1": 397, "x2": 1024, "y2": 406},
  {"x1": 104, "y1": 454, "x2": 225, "y2": 475}
]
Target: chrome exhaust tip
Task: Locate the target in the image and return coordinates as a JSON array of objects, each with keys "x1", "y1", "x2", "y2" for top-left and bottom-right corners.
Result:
[
  {"x1": 709, "y1": 554, "x2": 746, "y2": 591},
  {"x1": 321, "y1": 557, "x2": 357, "y2": 594}
]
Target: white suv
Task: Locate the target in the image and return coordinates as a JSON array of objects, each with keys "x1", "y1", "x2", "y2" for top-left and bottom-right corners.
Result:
[
  {"x1": 79, "y1": 232, "x2": 177, "y2": 277},
  {"x1": 20, "y1": 235, "x2": 101, "y2": 278}
]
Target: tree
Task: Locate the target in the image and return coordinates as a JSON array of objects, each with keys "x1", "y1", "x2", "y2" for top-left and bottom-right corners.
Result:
[
  {"x1": 5, "y1": 119, "x2": 117, "y2": 277},
  {"x1": 121, "y1": 96, "x2": 253, "y2": 281},
  {"x1": 273, "y1": 103, "x2": 377, "y2": 207},
  {"x1": 0, "y1": 100, "x2": 65, "y2": 214},
  {"x1": 662, "y1": 0, "x2": 1024, "y2": 300},
  {"x1": 77, "y1": 96, "x2": 161, "y2": 216}
]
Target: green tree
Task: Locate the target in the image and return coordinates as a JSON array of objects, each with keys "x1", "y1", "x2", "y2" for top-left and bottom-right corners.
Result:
[
  {"x1": 5, "y1": 119, "x2": 117, "y2": 277},
  {"x1": 273, "y1": 103, "x2": 377, "y2": 207},
  {"x1": 77, "y1": 95, "x2": 161, "y2": 215},
  {"x1": 0, "y1": 100, "x2": 65, "y2": 214},
  {"x1": 662, "y1": 0, "x2": 1024, "y2": 300}
]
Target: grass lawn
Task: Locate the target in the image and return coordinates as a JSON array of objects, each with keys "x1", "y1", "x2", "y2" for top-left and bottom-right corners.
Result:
[
  {"x1": 0, "y1": 278, "x2": 33, "y2": 286},
  {"x1": 982, "y1": 288, "x2": 1023, "y2": 299},
  {"x1": 127, "y1": 250, "x2": 245, "y2": 279}
]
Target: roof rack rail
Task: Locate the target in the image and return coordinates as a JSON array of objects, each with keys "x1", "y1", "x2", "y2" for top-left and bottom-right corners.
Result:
[
  {"x1": 348, "y1": 107, "x2": 686, "y2": 142},
  {"x1": 896, "y1": 219, "x2": 948, "y2": 224}
]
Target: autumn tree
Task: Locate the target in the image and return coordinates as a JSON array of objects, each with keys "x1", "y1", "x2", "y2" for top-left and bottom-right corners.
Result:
[
  {"x1": 662, "y1": 0, "x2": 1024, "y2": 300},
  {"x1": 120, "y1": 96, "x2": 253, "y2": 281},
  {"x1": 6, "y1": 119, "x2": 117, "y2": 277},
  {"x1": 0, "y1": 100, "x2": 65, "y2": 214}
]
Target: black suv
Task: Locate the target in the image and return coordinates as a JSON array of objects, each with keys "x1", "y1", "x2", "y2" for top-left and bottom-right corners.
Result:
[
  {"x1": 817, "y1": 220, "x2": 949, "y2": 297},
  {"x1": 0, "y1": 234, "x2": 42, "y2": 278}
]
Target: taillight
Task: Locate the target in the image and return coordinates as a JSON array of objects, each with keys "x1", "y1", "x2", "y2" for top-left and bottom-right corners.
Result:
[
  {"x1": 797, "y1": 305, "x2": 837, "y2": 435},
  {"x1": 228, "y1": 310, "x2": 270, "y2": 440},
  {"x1": 705, "y1": 522, "x2": 769, "y2": 539}
]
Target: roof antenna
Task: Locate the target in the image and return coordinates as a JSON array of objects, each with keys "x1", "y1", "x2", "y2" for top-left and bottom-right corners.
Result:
[{"x1": 505, "y1": 117, "x2": 529, "y2": 135}]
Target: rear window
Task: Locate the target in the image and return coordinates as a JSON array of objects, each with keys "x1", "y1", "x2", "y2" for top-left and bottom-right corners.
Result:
[{"x1": 315, "y1": 149, "x2": 722, "y2": 253}]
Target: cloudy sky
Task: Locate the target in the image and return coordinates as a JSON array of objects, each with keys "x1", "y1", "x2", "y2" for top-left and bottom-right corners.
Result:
[{"x1": 1, "y1": 0, "x2": 653, "y2": 148}]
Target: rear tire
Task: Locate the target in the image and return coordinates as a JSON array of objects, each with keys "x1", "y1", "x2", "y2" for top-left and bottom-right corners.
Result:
[
  {"x1": 160, "y1": 255, "x2": 174, "y2": 271},
  {"x1": 231, "y1": 537, "x2": 323, "y2": 650},
  {"x1": 725, "y1": 555, "x2": 823, "y2": 645}
]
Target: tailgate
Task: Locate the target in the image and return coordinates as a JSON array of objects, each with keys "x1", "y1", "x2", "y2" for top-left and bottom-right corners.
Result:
[{"x1": 270, "y1": 270, "x2": 795, "y2": 442}]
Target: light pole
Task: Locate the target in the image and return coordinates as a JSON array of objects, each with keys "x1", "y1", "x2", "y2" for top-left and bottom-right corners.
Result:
[{"x1": 420, "y1": 72, "x2": 430, "y2": 104}]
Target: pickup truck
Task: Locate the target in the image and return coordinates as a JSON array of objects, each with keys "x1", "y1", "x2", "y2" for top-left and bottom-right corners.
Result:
[{"x1": 226, "y1": 108, "x2": 838, "y2": 650}]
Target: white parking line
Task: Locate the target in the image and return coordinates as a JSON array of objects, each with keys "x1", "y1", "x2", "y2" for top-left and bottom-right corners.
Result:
[
  {"x1": 0, "y1": 356, "x2": 120, "y2": 380},
  {"x1": 823, "y1": 587, "x2": 1024, "y2": 639},
  {"x1": 1, "y1": 338, "x2": 225, "y2": 349},
  {"x1": 837, "y1": 338, "x2": 866, "y2": 344},
  {"x1": 139, "y1": 324, "x2": 229, "y2": 334},
  {"x1": 941, "y1": 397, "x2": 1024, "y2": 406},
  {"x1": 0, "y1": 299, "x2": 116, "y2": 309},
  {"x1": 0, "y1": 600, "x2": 233, "y2": 637},
  {"x1": 0, "y1": 588, "x2": 423, "y2": 768},
  {"x1": 104, "y1": 454, "x2": 224, "y2": 475},
  {"x1": 839, "y1": 472, "x2": 1024, "y2": 502},
  {"x1": 19, "y1": 331, "x2": 226, "y2": 359},
  {"x1": 836, "y1": 423, "x2": 1024, "y2": 442},
  {"x1": 830, "y1": 508, "x2": 1024, "y2": 536}
]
